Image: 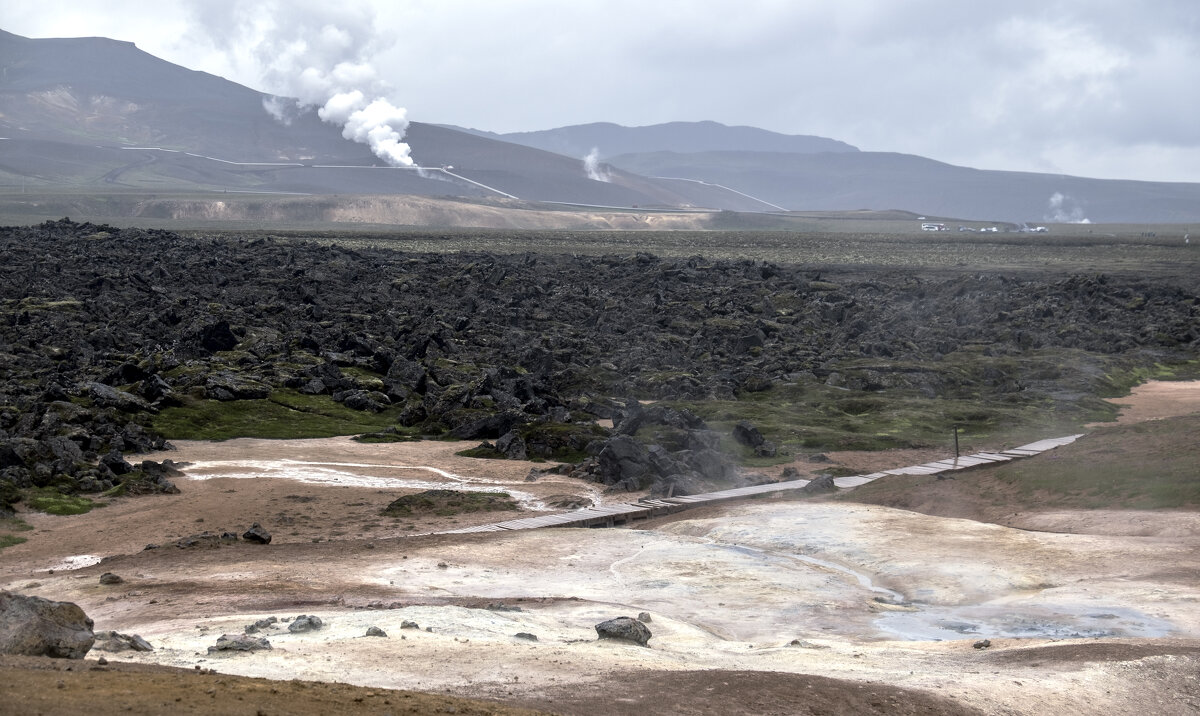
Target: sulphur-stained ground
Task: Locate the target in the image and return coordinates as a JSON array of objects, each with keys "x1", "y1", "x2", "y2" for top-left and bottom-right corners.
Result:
[{"x1": 2, "y1": 381, "x2": 1199, "y2": 715}]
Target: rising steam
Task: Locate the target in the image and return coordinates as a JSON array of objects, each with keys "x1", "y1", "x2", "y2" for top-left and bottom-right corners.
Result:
[
  {"x1": 1046, "y1": 192, "x2": 1091, "y2": 223},
  {"x1": 187, "y1": 1, "x2": 414, "y2": 167},
  {"x1": 583, "y1": 147, "x2": 611, "y2": 182},
  {"x1": 318, "y1": 90, "x2": 412, "y2": 167}
]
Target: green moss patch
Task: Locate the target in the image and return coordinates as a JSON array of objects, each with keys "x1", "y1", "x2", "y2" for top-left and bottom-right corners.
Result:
[
  {"x1": 152, "y1": 389, "x2": 408, "y2": 440},
  {"x1": 23, "y1": 488, "x2": 96, "y2": 516},
  {"x1": 0, "y1": 534, "x2": 27, "y2": 550},
  {"x1": 0, "y1": 516, "x2": 33, "y2": 551},
  {"x1": 669, "y1": 381, "x2": 1087, "y2": 464},
  {"x1": 381, "y1": 489, "x2": 519, "y2": 517},
  {"x1": 455, "y1": 444, "x2": 505, "y2": 459}
]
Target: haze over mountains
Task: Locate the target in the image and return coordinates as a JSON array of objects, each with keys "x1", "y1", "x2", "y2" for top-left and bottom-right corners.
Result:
[{"x1": 2, "y1": 28, "x2": 1199, "y2": 224}]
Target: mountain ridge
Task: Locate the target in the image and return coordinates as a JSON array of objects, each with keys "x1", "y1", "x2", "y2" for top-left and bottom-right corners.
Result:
[
  {"x1": 447, "y1": 120, "x2": 858, "y2": 159},
  {"x1": 3, "y1": 29, "x2": 1200, "y2": 222}
]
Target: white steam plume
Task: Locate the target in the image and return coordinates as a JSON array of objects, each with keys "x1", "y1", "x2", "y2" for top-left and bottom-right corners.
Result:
[
  {"x1": 318, "y1": 90, "x2": 413, "y2": 167},
  {"x1": 1046, "y1": 192, "x2": 1091, "y2": 223},
  {"x1": 583, "y1": 147, "x2": 611, "y2": 182},
  {"x1": 185, "y1": 1, "x2": 414, "y2": 167}
]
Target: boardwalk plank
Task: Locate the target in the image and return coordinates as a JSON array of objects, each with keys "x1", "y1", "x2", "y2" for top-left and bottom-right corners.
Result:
[{"x1": 437, "y1": 434, "x2": 1085, "y2": 535}]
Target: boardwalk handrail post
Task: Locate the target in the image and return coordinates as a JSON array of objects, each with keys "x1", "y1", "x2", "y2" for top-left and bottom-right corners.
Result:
[{"x1": 954, "y1": 425, "x2": 960, "y2": 460}]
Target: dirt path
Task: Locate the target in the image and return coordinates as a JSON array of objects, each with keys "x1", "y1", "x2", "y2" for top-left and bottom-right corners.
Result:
[{"x1": 1090, "y1": 379, "x2": 1200, "y2": 425}]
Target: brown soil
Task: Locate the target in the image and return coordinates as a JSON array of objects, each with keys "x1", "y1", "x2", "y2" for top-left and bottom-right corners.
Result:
[
  {"x1": 1089, "y1": 379, "x2": 1200, "y2": 426},
  {"x1": 511, "y1": 669, "x2": 989, "y2": 715},
  {"x1": 0, "y1": 654, "x2": 550, "y2": 716}
]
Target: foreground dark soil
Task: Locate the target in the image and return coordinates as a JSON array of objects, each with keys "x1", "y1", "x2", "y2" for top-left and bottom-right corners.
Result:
[
  {"x1": 0, "y1": 655, "x2": 1001, "y2": 716},
  {"x1": 0, "y1": 654, "x2": 551, "y2": 716}
]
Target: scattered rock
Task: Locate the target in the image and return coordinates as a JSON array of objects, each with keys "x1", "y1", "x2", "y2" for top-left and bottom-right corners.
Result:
[
  {"x1": 287, "y1": 615, "x2": 324, "y2": 633},
  {"x1": 595, "y1": 616, "x2": 652, "y2": 646},
  {"x1": 98, "y1": 572, "x2": 124, "y2": 585},
  {"x1": 93, "y1": 630, "x2": 153, "y2": 653},
  {"x1": 241, "y1": 523, "x2": 272, "y2": 544},
  {"x1": 244, "y1": 617, "x2": 277, "y2": 634},
  {"x1": 486, "y1": 603, "x2": 523, "y2": 612},
  {"x1": 637, "y1": 612, "x2": 652, "y2": 623},
  {"x1": 174, "y1": 532, "x2": 233, "y2": 549},
  {"x1": 514, "y1": 632, "x2": 538, "y2": 641},
  {"x1": 400, "y1": 620, "x2": 420, "y2": 630},
  {"x1": 0, "y1": 591, "x2": 95, "y2": 659},
  {"x1": 365, "y1": 626, "x2": 387, "y2": 638},
  {"x1": 788, "y1": 639, "x2": 831, "y2": 649},
  {"x1": 207, "y1": 633, "x2": 272, "y2": 654},
  {"x1": 974, "y1": 639, "x2": 992, "y2": 650}
]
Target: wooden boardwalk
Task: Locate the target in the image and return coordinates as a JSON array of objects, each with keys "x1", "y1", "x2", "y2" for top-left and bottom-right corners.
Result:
[{"x1": 442, "y1": 434, "x2": 1084, "y2": 534}]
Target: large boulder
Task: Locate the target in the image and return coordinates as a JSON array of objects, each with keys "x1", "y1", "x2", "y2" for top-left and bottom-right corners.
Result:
[
  {"x1": 801, "y1": 474, "x2": 838, "y2": 494},
  {"x1": 732, "y1": 420, "x2": 766, "y2": 448},
  {"x1": 595, "y1": 616, "x2": 652, "y2": 646},
  {"x1": 196, "y1": 320, "x2": 239, "y2": 353},
  {"x1": 242, "y1": 523, "x2": 272, "y2": 544},
  {"x1": 0, "y1": 591, "x2": 95, "y2": 658},
  {"x1": 595, "y1": 436, "x2": 651, "y2": 489}
]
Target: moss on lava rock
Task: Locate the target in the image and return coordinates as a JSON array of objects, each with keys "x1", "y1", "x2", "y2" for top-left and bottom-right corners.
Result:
[{"x1": 381, "y1": 489, "x2": 519, "y2": 517}]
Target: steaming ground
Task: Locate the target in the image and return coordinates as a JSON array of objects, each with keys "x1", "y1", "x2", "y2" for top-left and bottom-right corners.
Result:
[{"x1": 2, "y1": 381, "x2": 1199, "y2": 714}]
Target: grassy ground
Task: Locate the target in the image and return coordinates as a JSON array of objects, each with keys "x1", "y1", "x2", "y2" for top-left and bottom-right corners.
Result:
[
  {"x1": 667, "y1": 378, "x2": 1115, "y2": 466},
  {"x1": 0, "y1": 517, "x2": 31, "y2": 551},
  {"x1": 21, "y1": 489, "x2": 97, "y2": 516},
  {"x1": 838, "y1": 413, "x2": 1200, "y2": 513}
]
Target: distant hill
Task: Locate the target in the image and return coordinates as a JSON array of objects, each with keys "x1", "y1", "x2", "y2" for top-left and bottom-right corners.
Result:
[
  {"x1": 3, "y1": 28, "x2": 1200, "y2": 223},
  {"x1": 606, "y1": 150, "x2": 1200, "y2": 224},
  {"x1": 453, "y1": 120, "x2": 858, "y2": 159}
]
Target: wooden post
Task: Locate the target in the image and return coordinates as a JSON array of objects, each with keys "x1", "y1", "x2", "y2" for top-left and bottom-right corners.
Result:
[{"x1": 954, "y1": 425, "x2": 960, "y2": 461}]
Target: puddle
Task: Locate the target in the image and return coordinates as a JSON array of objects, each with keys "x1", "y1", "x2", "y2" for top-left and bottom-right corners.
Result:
[
  {"x1": 47, "y1": 554, "x2": 103, "y2": 571},
  {"x1": 180, "y1": 459, "x2": 547, "y2": 510},
  {"x1": 182, "y1": 459, "x2": 469, "y2": 486},
  {"x1": 875, "y1": 604, "x2": 1174, "y2": 641}
]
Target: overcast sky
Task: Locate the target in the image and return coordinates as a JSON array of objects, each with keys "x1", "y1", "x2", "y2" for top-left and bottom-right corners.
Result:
[{"x1": 6, "y1": 0, "x2": 1200, "y2": 182}]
